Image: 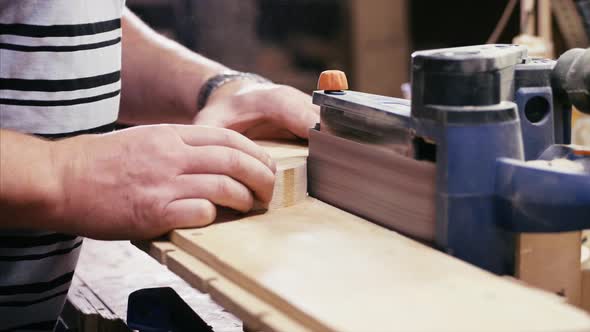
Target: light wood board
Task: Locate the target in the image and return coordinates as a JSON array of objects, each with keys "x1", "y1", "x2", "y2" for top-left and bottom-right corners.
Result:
[
  {"x1": 141, "y1": 140, "x2": 590, "y2": 331},
  {"x1": 168, "y1": 197, "x2": 590, "y2": 332}
]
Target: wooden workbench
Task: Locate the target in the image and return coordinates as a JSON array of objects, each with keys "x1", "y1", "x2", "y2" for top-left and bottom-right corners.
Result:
[
  {"x1": 63, "y1": 239, "x2": 242, "y2": 331},
  {"x1": 139, "y1": 140, "x2": 590, "y2": 332}
]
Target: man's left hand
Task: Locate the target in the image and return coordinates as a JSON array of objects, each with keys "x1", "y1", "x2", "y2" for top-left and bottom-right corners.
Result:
[{"x1": 193, "y1": 81, "x2": 320, "y2": 140}]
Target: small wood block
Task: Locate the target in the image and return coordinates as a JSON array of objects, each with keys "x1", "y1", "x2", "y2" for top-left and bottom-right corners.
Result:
[
  {"x1": 516, "y1": 232, "x2": 583, "y2": 306},
  {"x1": 268, "y1": 157, "x2": 307, "y2": 210},
  {"x1": 582, "y1": 257, "x2": 590, "y2": 312},
  {"x1": 253, "y1": 141, "x2": 308, "y2": 211},
  {"x1": 572, "y1": 108, "x2": 590, "y2": 146}
]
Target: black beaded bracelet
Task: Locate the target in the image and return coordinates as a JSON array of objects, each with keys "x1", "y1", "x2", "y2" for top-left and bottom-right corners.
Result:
[{"x1": 197, "y1": 71, "x2": 272, "y2": 111}]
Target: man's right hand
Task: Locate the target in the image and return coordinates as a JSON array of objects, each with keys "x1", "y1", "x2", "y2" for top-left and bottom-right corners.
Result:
[{"x1": 50, "y1": 125, "x2": 276, "y2": 240}]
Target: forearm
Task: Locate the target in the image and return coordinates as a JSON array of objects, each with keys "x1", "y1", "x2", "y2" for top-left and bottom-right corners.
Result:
[
  {"x1": 119, "y1": 8, "x2": 228, "y2": 125},
  {"x1": 0, "y1": 130, "x2": 64, "y2": 231}
]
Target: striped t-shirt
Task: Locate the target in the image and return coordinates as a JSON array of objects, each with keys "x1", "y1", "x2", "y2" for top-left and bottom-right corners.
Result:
[{"x1": 0, "y1": 0, "x2": 124, "y2": 329}]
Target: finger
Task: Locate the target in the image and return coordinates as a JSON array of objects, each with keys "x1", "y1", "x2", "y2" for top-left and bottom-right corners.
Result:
[
  {"x1": 183, "y1": 146, "x2": 276, "y2": 203},
  {"x1": 272, "y1": 88, "x2": 319, "y2": 139},
  {"x1": 173, "y1": 174, "x2": 255, "y2": 213},
  {"x1": 163, "y1": 198, "x2": 217, "y2": 229},
  {"x1": 173, "y1": 125, "x2": 276, "y2": 173},
  {"x1": 288, "y1": 102, "x2": 320, "y2": 139}
]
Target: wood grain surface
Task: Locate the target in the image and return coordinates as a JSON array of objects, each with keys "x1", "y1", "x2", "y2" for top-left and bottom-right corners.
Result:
[
  {"x1": 169, "y1": 197, "x2": 590, "y2": 332},
  {"x1": 516, "y1": 232, "x2": 583, "y2": 306},
  {"x1": 73, "y1": 240, "x2": 242, "y2": 332},
  {"x1": 140, "y1": 140, "x2": 590, "y2": 331}
]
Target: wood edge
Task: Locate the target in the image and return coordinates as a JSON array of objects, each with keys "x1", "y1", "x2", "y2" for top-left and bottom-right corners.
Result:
[
  {"x1": 516, "y1": 231, "x2": 583, "y2": 306},
  {"x1": 170, "y1": 229, "x2": 334, "y2": 332},
  {"x1": 582, "y1": 231, "x2": 590, "y2": 313},
  {"x1": 148, "y1": 241, "x2": 178, "y2": 265},
  {"x1": 160, "y1": 242, "x2": 310, "y2": 332},
  {"x1": 582, "y1": 262, "x2": 590, "y2": 313}
]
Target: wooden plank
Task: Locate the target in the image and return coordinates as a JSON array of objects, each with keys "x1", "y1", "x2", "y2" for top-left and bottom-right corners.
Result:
[
  {"x1": 582, "y1": 233, "x2": 590, "y2": 312},
  {"x1": 162, "y1": 243, "x2": 309, "y2": 332},
  {"x1": 63, "y1": 276, "x2": 130, "y2": 332},
  {"x1": 170, "y1": 197, "x2": 590, "y2": 332},
  {"x1": 137, "y1": 140, "x2": 590, "y2": 330},
  {"x1": 148, "y1": 240, "x2": 178, "y2": 264},
  {"x1": 256, "y1": 140, "x2": 308, "y2": 160},
  {"x1": 516, "y1": 232, "x2": 583, "y2": 306},
  {"x1": 74, "y1": 240, "x2": 242, "y2": 332}
]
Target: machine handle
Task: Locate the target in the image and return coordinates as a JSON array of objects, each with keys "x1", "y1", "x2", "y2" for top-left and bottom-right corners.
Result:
[{"x1": 494, "y1": 156, "x2": 590, "y2": 233}]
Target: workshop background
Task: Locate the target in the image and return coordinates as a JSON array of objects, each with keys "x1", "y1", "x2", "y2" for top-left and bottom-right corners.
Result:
[
  {"x1": 61, "y1": 0, "x2": 590, "y2": 330},
  {"x1": 124, "y1": 0, "x2": 587, "y2": 97}
]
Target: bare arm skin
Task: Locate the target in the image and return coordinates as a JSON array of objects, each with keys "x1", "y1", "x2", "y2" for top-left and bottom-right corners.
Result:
[
  {"x1": 118, "y1": 8, "x2": 227, "y2": 125},
  {"x1": 0, "y1": 126, "x2": 275, "y2": 240},
  {"x1": 118, "y1": 8, "x2": 319, "y2": 139},
  {"x1": 0, "y1": 130, "x2": 63, "y2": 229},
  {"x1": 0, "y1": 7, "x2": 318, "y2": 239}
]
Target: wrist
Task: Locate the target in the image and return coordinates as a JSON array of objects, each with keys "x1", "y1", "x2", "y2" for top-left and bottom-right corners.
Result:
[
  {"x1": 46, "y1": 135, "x2": 90, "y2": 230},
  {"x1": 197, "y1": 71, "x2": 271, "y2": 111}
]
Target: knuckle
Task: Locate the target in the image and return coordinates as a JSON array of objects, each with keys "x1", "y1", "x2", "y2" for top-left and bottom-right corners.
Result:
[
  {"x1": 226, "y1": 149, "x2": 243, "y2": 173},
  {"x1": 132, "y1": 192, "x2": 162, "y2": 233},
  {"x1": 220, "y1": 128, "x2": 241, "y2": 147},
  {"x1": 215, "y1": 176, "x2": 232, "y2": 198}
]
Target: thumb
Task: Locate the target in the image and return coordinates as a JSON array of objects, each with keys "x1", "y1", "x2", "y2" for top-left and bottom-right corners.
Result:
[{"x1": 163, "y1": 199, "x2": 217, "y2": 229}]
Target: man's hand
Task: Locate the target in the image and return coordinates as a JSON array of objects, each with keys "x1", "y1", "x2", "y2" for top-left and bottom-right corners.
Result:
[
  {"x1": 50, "y1": 125, "x2": 275, "y2": 240},
  {"x1": 193, "y1": 82, "x2": 320, "y2": 140},
  {"x1": 119, "y1": 10, "x2": 319, "y2": 139}
]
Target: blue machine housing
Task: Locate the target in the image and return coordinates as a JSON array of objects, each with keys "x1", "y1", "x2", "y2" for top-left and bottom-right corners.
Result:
[{"x1": 311, "y1": 44, "x2": 590, "y2": 276}]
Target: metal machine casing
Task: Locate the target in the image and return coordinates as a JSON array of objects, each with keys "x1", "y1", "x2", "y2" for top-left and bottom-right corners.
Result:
[{"x1": 310, "y1": 44, "x2": 590, "y2": 276}]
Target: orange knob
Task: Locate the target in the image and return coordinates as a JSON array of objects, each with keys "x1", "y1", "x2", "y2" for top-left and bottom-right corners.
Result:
[{"x1": 317, "y1": 70, "x2": 349, "y2": 91}]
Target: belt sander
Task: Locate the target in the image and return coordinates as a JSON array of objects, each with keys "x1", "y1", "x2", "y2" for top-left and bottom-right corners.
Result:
[{"x1": 308, "y1": 44, "x2": 590, "y2": 275}]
